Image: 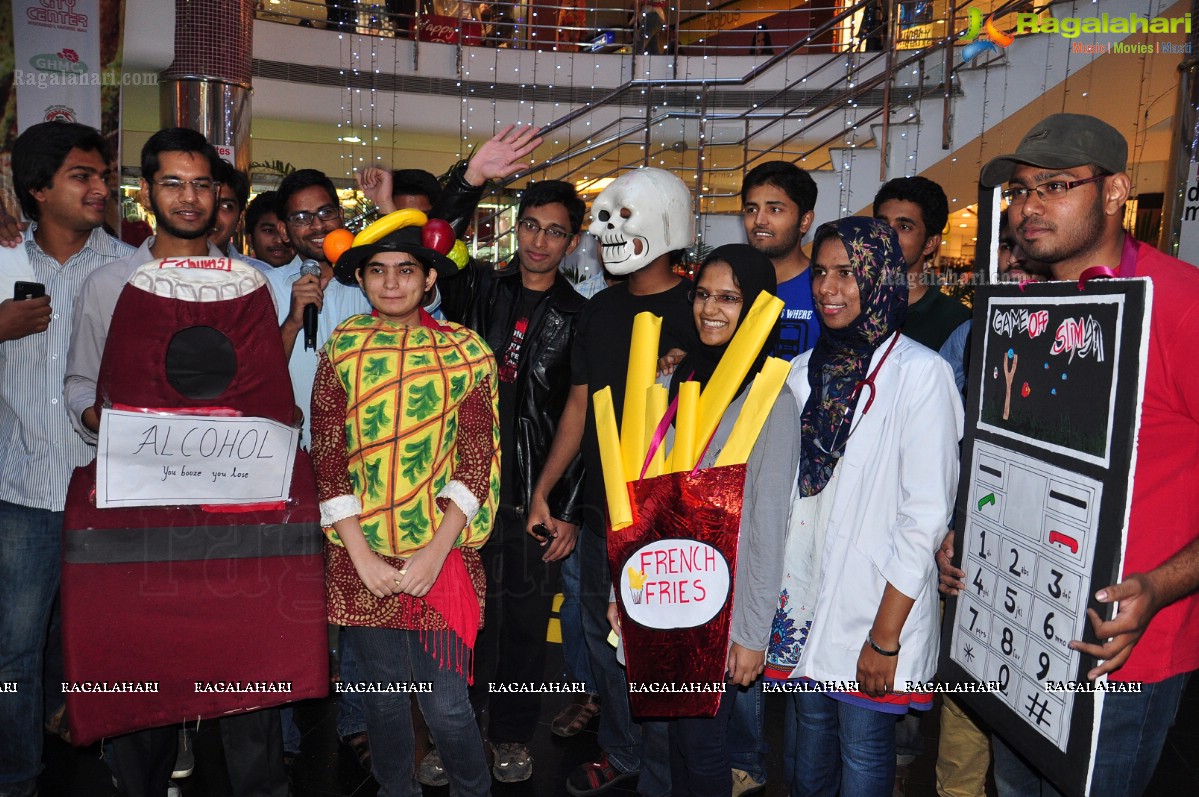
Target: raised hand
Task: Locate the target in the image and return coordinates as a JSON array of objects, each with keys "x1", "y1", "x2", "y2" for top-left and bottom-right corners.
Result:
[
  {"x1": 463, "y1": 124, "x2": 544, "y2": 186},
  {"x1": 357, "y1": 167, "x2": 396, "y2": 214}
]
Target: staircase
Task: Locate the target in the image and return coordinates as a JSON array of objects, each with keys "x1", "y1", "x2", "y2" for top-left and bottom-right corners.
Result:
[
  {"x1": 498, "y1": 0, "x2": 1184, "y2": 240},
  {"x1": 812, "y1": 0, "x2": 1183, "y2": 227}
]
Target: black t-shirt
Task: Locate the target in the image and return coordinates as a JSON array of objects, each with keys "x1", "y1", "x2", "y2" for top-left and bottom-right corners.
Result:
[
  {"x1": 571, "y1": 279, "x2": 698, "y2": 533},
  {"x1": 904, "y1": 288, "x2": 971, "y2": 351},
  {"x1": 498, "y1": 286, "x2": 546, "y2": 505}
]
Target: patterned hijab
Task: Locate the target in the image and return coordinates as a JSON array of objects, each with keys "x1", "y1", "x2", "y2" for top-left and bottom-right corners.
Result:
[
  {"x1": 669, "y1": 244, "x2": 778, "y2": 402},
  {"x1": 797, "y1": 217, "x2": 909, "y2": 496}
]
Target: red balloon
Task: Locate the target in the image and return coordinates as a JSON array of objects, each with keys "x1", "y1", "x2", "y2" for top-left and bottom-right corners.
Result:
[
  {"x1": 1021, "y1": 382, "x2": 1030, "y2": 397},
  {"x1": 421, "y1": 219, "x2": 456, "y2": 255}
]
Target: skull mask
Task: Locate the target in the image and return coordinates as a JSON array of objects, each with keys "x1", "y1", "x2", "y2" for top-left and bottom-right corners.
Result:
[{"x1": 588, "y1": 168, "x2": 695, "y2": 275}]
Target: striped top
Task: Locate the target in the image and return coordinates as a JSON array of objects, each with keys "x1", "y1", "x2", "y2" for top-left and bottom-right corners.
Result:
[{"x1": 0, "y1": 225, "x2": 132, "y2": 511}]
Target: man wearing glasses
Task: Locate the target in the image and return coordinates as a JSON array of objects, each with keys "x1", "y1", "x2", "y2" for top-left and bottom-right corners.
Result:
[
  {"x1": 958, "y1": 113, "x2": 1199, "y2": 796},
  {"x1": 64, "y1": 127, "x2": 290, "y2": 797},
  {"x1": 436, "y1": 180, "x2": 589, "y2": 784},
  {"x1": 66, "y1": 128, "x2": 229, "y2": 440},
  {"x1": 265, "y1": 168, "x2": 371, "y2": 448}
]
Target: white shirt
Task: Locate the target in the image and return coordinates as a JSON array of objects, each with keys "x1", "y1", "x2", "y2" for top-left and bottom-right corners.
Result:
[
  {"x1": 782, "y1": 334, "x2": 963, "y2": 685},
  {"x1": 263, "y1": 256, "x2": 371, "y2": 447},
  {"x1": 0, "y1": 226, "x2": 132, "y2": 509}
]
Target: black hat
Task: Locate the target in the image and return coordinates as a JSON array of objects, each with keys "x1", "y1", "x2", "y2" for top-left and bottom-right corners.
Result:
[
  {"x1": 332, "y1": 225, "x2": 457, "y2": 285},
  {"x1": 981, "y1": 114, "x2": 1128, "y2": 187}
]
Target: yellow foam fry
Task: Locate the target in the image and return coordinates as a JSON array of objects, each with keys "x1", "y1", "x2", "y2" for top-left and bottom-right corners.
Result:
[
  {"x1": 714, "y1": 356, "x2": 791, "y2": 467},
  {"x1": 687, "y1": 292, "x2": 784, "y2": 471},
  {"x1": 669, "y1": 380, "x2": 701, "y2": 473},
  {"x1": 642, "y1": 383, "x2": 668, "y2": 479},
  {"x1": 593, "y1": 387, "x2": 633, "y2": 530},
  {"x1": 620, "y1": 313, "x2": 662, "y2": 481}
]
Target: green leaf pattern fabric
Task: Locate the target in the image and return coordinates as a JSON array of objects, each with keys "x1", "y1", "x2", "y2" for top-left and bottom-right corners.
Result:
[{"x1": 324, "y1": 314, "x2": 500, "y2": 557}]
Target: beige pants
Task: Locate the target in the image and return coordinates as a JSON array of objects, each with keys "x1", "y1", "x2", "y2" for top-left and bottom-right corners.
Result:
[{"x1": 935, "y1": 696, "x2": 991, "y2": 797}]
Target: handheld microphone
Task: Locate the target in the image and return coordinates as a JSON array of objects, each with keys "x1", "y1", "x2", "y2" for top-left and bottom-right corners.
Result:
[{"x1": 299, "y1": 259, "x2": 322, "y2": 351}]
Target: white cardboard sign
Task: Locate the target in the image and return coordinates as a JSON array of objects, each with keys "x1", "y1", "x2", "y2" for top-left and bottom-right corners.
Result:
[
  {"x1": 97, "y1": 410, "x2": 299, "y2": 508},
  {"x1": 619, "y1": 539, "x2": 730, "y2": 630}
]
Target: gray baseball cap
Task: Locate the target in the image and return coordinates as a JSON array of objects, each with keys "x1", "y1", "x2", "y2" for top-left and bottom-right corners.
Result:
[{"x1": 980, "y1": 114, "x2": 1128, "y2": 187}]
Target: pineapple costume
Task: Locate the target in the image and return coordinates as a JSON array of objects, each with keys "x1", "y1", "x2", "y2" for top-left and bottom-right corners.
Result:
[{"x1": 312, "y1": 312, "x2": 499, "y2": 672}]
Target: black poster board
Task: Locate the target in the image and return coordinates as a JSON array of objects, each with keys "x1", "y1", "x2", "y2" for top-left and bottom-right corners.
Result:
[{"x1": 939, "y1": 279, "x2": 1151, "y2": 797}]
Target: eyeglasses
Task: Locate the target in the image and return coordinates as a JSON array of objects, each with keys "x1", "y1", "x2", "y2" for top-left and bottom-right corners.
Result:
[
  {"x1": 688, "y1": 288, "x2": 743, "y2": 306},
  {"x1": 1001, "y1": 174, "x2": 1107, "y2": 205},
  {"x1": 518, "y1": 218, "x2": 571, "y2": 241},
  {"x1": 287, "y1": 206, "x2": 341, "y2": 227},
  {"x1": 152, "y1": 178, "x2": 218, "y2": 194}
]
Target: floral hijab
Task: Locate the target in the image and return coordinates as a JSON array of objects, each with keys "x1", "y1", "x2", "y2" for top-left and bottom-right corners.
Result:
[{"x1": 797, "y1": 217, "x2": 909, "y2": 496}]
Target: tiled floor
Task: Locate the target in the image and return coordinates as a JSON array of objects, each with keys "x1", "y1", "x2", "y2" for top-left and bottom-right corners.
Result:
[{"x1": 40, "y1": 659, "x2": 1199, "y2": 796}]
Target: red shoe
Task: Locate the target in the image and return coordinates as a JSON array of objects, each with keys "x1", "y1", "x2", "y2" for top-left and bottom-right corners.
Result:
[{"x1": 565, "y1": 753, "x2": 639, "y2": 796}]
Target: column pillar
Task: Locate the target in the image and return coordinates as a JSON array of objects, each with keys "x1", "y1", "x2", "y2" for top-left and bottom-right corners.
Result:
[{"x1": 159, "y1": 0, "x2": 254, "y2": 174}]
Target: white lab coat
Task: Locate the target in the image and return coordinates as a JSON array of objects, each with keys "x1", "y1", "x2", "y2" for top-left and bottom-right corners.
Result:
[{"x1": 783, "y1": 333, "x2": 963, "y2": 686}]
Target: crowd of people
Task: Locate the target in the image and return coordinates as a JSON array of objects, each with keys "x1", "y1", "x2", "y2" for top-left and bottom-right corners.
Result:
[{"x1": 0, "y1": 110, "x2": 1197, "y2": 797}]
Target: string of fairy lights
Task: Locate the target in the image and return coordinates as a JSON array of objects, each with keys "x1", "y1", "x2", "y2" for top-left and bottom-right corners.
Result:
[
  {"x1": 320, "y1": 0, "x2": 1172, "y2": 246},
  {"x1": 331, "y1": 0, "x2": 824, "y2": 220}
]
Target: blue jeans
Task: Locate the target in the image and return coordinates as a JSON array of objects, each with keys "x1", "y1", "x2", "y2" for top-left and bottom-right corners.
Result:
[
  {"x1": 280, "y1": 707, "x2": 302, "y2": 755},
  {"x1": 335, "y1": 626, "x2": 368, "y2": 740},
  {"x1": 671, "y1": 684, "x2": 739, "y2": 796},
  {"x1": 560, "y1": 545, "x2": 597, "y2": 694},
  {"x1": 728, "y1": 680, "x2": 767, "y2": 781},
  {"x1": 895, "y1": 711, "x2": 924, "y2": 763},
  {"x1": 578, "y1": 527, "x2": 671, "y2": 796},
  {"x1": 785, "y1": 693, "x2": 896, "y2": 797},
  {"x1": 344, "y1": 626, "x2": 489, "y2": 797},
  {"x1": 0, "y1": 502, "x2": 63, "y2": 797},
  {"x1": 993, "y1": 673, "x2": 1187, "y2": 797}
]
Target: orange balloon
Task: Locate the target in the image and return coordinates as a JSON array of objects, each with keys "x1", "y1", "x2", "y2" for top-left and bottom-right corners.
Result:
[{"x1": 322, "y1": 228, "x2": 355, "y2": 264}]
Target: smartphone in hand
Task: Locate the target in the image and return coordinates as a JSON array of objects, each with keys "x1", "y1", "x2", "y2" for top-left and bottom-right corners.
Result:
[{"x1": 14, "y1": 281, "x2": 45, "y2": 301}]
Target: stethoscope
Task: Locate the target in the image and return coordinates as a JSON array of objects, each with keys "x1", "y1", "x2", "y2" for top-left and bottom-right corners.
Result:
[{"x1": 813, "y1": 331, "x2": 900, "y2": 458}]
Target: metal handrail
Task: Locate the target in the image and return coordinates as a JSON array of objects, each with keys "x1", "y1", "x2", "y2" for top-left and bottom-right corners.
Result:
[
  {"x1": 509, "y1": 0, "x2": 989, "y2": 221},
  {"x1": 532, "y1": 0, "x2": 880, "y2": 143},
  {"x1": 253, "y1": 0, "x2": 1075, "y2": 226}
]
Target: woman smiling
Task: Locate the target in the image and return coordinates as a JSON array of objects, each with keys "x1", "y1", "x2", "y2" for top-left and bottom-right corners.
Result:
[
  {"x1": 642, "y1": 244, "x2": 797, "y2": 796},
  {"x1": 762, "y1": 217, "x2": 962, "y2": 796}
]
